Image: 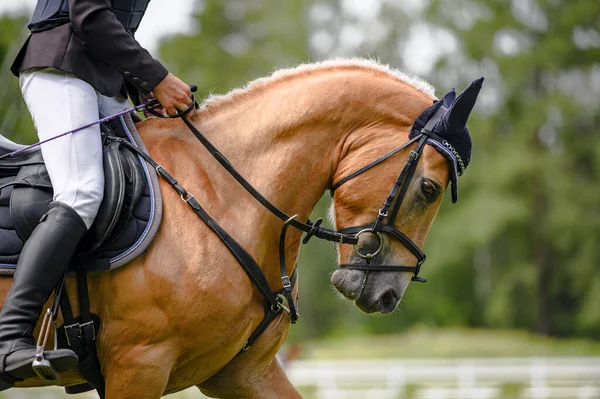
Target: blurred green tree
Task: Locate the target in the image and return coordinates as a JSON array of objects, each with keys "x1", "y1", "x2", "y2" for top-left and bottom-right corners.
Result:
[
  {"x1": 0, "y1": 15, "x2": 36, "y2": 143},
  {"x1": 416, "y1": 0, "x2": 600, "y2": 338},
  {"x1": 159, "y1": 0, "x2": 311, "y2": 96}
]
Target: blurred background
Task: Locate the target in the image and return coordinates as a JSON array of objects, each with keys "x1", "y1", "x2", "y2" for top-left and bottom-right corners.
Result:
[{"x1": 1, "y1": 0, "x2": 599, "y2": 398}]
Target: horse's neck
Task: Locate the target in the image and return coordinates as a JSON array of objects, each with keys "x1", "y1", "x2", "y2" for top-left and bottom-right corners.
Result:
[{"x1": 212, "y1": 99, "x2": 342, "y2": 200}]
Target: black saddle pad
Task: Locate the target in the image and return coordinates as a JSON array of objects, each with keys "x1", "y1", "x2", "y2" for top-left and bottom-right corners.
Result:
[{"x1": 0, "y1": 114, "x2": 161, "y2": 273}]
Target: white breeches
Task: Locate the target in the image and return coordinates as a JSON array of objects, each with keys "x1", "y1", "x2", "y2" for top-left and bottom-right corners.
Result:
[{"x1": 19, "y1": 68, "x2": 130, "y2": 229}]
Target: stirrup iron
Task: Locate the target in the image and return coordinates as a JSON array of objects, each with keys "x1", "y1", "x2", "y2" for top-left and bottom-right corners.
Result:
[
  {"x1": 32, "y1": 308, "x2": 60, "y2": 381},
  {"x1": 32, "y1": 275, "x2": 65, "y2": 381}
]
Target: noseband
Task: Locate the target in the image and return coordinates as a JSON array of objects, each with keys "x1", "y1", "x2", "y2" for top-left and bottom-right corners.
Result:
[{"x1": 332, "y1": 108, "x2": 448, "y2": 283}]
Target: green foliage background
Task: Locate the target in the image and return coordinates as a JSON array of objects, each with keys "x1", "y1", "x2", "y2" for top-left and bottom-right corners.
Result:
[{"x1": 1, "y1": 0, "x2": 599, "y2": 344}]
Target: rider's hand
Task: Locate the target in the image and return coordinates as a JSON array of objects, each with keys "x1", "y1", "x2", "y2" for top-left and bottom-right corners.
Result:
[
  {"x1": 139, "y1": 92, "x2": 166, "y2": 118},
  {"x1": 152, "y1": 73, "x2": 192, "y2": 117}
]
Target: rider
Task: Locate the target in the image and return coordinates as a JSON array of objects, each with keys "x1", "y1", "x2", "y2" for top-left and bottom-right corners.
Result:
[{"x1": 0, "y1": 0, "x2": 192, "y2": 388}]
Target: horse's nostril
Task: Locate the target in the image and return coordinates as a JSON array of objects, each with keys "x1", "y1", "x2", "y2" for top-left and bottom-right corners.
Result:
[{"x1": 379, "y1": 289, "x2": 398, "y2": 312}]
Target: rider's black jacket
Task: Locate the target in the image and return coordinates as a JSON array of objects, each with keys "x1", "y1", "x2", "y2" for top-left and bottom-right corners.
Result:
[{"x1": 11, "y1": 0, "x2": 167, "y2": 98}]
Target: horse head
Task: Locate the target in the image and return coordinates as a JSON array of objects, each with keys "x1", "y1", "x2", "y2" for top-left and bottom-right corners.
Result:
[{"x1": 330, "y1": 77, "x2": 483, "y2": 314}]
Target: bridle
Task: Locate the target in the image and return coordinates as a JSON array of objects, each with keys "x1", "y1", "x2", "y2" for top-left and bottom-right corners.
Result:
[{"x1": 331, "y1": 106, "x2": 448, "y2": 283}]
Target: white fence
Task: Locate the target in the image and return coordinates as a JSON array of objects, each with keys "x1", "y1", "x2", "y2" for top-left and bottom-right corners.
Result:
[
  {"x1": 3, "y1": 357, "x2": 600, "y2": 398},
  {"x1": 286, "y1": 357, "x2": 600, "y2": 399}
]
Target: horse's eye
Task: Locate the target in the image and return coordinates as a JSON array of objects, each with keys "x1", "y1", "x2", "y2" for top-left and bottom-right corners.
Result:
[{"x1": 421, "y1": 181, "x2": 436, "y2": 196}]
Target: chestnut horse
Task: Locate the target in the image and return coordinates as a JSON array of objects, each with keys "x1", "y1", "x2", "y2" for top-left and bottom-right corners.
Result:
[{"x1": 1, "y1": 59, "x2": 475, "y2": 398}]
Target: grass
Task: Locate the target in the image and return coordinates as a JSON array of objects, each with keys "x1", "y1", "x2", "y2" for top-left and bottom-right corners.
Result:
[{"x1": 295, "y1": 327, "x2": 600, "y2": 359}]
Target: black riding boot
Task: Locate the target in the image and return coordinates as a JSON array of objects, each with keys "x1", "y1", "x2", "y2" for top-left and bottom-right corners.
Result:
[{"x1": 0, "y1": 202, "x2": 85, "y2": 390}]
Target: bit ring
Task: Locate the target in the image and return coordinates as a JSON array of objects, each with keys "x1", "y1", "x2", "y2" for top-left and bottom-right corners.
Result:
[{"x1": 352, "y1": 228, "x2": 384, "y2": 260}]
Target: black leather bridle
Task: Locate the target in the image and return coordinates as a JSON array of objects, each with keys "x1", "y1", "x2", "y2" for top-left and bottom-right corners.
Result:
[{"x1": 331, "y1": 107, "x2": 448, "y2": 283}]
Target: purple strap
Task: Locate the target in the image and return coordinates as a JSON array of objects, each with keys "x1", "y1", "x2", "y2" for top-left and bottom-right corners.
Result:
[{"x1": 0, "y1": 100, "x2": 155, "y2": 161}]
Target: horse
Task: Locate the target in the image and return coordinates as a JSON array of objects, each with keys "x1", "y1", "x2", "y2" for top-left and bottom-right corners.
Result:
[{"x1": 0, "y1": 59, "x2": 481, "y2": 398}]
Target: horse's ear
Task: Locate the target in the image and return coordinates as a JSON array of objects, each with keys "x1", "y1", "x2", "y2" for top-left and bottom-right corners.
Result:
[
  {"x1": 442, "y1": 89, "x2": 456, "y2": 108},
  {"x1": 443, "y1": 77, "x2": 484, "y2": 131}
]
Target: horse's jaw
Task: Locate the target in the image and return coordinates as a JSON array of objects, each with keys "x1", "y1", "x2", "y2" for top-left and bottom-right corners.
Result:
[{"x1": 331, "y1": 268, "x2": 411, "y2": 314}]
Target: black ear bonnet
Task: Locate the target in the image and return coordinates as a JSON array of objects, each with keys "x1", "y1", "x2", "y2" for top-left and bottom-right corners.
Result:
[{"x1": 408, "y1": 77, "x2": 483, "y2": 203}]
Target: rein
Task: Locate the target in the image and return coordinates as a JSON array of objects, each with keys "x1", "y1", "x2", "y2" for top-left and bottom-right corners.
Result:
[
  {"x1": 0, "y1": 97, "x2": 167, "y2": 161},
  {"x1": 178, "y1": 116, "x2": 358, "y2": 246}
]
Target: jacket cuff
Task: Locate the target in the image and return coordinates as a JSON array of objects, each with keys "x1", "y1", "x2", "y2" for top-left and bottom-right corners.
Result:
[{"x1": 122, "y1": 58, "x2": 168, "y2": 93}]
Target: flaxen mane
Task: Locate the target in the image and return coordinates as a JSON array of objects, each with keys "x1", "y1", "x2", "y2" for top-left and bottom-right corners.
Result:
[{"x1": 199, "y1": 59, "x2": 436, "y2": 112}]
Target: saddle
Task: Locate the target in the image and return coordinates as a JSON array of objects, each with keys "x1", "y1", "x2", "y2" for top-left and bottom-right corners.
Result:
[{"x1": 0, "y1": 113, "x2": 162, "y2": 273}]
